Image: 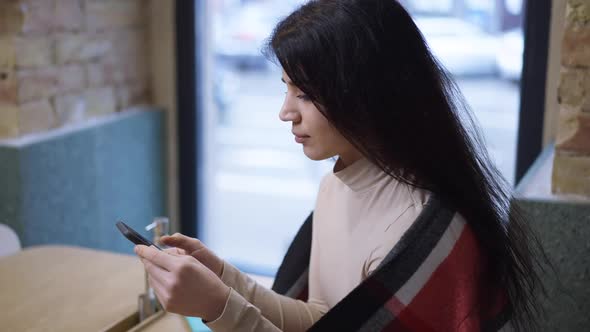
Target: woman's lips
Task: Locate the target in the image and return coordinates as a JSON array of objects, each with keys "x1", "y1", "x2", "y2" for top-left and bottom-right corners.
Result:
[{"x1": 294, "y1": 134, "x2": 310, "y2": 143}]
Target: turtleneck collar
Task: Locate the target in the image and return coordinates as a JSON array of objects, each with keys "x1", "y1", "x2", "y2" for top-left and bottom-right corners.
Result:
[{"x1": 333, "y1": 157, "x2": 389, "y2": 192}]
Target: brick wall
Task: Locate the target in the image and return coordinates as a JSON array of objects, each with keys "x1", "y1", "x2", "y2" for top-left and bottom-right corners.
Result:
[
  {"x1": 552, "y1": 0, "x2": 590, "y2": 197},
  {"x1": 0, "y1": 0, "x2": 150, "y2": 138}
]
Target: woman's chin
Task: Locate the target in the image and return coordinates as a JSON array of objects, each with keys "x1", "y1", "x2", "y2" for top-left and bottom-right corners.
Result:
[{"x1": 302, "y1": 146, "x2": 333, "y2": 161}]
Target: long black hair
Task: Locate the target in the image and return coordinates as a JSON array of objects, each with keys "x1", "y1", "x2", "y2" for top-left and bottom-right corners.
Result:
[{"x1": 264, "y1": 0, "x2": 546, "y2": 330}]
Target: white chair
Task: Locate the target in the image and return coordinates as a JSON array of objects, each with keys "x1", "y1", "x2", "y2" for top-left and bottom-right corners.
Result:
[{"x1": 0, "y1": 223, "x2": 21, "y2": 257}]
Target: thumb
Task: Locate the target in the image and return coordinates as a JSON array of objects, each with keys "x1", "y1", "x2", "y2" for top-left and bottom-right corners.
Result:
[{"x1": 160, "y1": 233, "x2": 203, "y2": 253}]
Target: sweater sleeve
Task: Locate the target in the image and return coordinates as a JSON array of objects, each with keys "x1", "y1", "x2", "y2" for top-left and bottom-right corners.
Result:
[{"x1": 206, "y1": 262, "x2": 328, "y2": 332}]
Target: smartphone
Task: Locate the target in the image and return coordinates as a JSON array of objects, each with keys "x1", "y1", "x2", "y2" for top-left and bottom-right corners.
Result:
[{"x1": 116, "y1": 221, "x2": 162, "y2": 250}]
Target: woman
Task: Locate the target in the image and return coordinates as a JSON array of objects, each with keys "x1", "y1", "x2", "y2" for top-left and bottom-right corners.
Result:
[{"x1": 134, "y1": 0, "x2": 546, "y2": 331}]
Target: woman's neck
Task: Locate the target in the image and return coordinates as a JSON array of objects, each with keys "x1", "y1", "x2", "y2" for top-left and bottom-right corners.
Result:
[
  {"x1": 337, "y1": 149, "x2": 363, "y2": 169},
  {"x1": 334, "y1": 155, "x2": 363, "y2": 173}
]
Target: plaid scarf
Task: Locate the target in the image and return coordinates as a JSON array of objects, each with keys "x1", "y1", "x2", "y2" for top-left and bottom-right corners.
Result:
[{"x1": 272, "y1": 195, "x2": 512, "y2": 331}]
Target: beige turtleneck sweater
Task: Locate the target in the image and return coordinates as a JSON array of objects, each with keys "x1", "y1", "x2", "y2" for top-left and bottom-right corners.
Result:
[{"x1": 207, "y1": 158, "x2": 430, "y2": 331}]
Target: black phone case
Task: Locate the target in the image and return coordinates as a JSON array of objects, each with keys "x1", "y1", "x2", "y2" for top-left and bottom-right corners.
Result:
[{"x1": 116, "y1": 221, "x2": 162, "y2": 250}]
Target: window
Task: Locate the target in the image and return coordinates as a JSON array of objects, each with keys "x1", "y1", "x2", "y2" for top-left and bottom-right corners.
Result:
[
  {"x1": 181, "y1": 0, "x2": 534, "y2": 277},
  {"x1": 402, "y1": 0, "x2": 526, "y2": 183},
  {"x1": 203, "y1": 0, "x2": 319, "y2": 276}
]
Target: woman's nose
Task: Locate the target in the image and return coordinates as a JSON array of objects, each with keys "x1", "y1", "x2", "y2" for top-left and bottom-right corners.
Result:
[{"x1": 279, "y1": 99, "x2": 301, "y2": 123}]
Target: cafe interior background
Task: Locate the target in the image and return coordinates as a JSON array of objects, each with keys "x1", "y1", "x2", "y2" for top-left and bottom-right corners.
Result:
[{"x1": 0, "y1": 0, "x2": 589, "y2": 331}]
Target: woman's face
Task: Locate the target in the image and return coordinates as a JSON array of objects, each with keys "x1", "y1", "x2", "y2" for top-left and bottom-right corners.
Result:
[{"x1": 279, "y1": 71, "x2": 361, "y2": 165}]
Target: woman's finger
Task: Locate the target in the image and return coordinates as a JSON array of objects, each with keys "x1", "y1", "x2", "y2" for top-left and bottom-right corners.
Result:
[
  {"x1": 141, "y1": 256, "x2": 170, "y2": 285},
  {"x1": 163, "y1": 247, "x2": 185, "y2": 256},
  {"x1": 160, "y1": 233, "x2": 202, "y2": 253},
  {"x1": 135, "y1": 245, "x2": 176, "y2": 271},
  {"x1": 148, "y1": 275, "x2": 169, "y2": 308}
]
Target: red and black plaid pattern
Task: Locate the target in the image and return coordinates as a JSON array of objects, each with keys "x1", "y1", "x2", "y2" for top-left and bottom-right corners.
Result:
[{"x1": 273, "y1": 195, "x2": 511, "y2": 331}]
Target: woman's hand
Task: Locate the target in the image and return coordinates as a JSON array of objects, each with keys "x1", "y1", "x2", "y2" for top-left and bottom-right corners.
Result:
[
  {"x1": 160, "y1": 233, "x2": 224, "y2": 277},
  {"x1": 135, "y1": 245, "x2": 230, "y2": 321}
]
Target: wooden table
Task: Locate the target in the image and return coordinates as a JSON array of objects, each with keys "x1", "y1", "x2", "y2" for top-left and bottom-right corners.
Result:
[{"x1": 0, "y1": 245, "x2": 192, "y2": 332}]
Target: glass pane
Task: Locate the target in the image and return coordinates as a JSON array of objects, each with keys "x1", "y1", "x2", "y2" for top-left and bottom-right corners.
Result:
[
  {"x1": 403, "y1": 0, "x2": 525, "y2": 183},
  {"x1": 205, "y1": 0, "x2": 319, "y2": 276},
  {"x1": 202, "y1": 0, "x2": 525, "y2": 276}
]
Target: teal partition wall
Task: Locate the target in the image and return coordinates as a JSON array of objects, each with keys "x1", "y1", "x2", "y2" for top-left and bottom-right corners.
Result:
[
  {"x1": 0, "y1": 109, "x2": 166, "y2": 254},
  {"x1": 515, "y1": 145, "x2": 590, "y2": 331}
]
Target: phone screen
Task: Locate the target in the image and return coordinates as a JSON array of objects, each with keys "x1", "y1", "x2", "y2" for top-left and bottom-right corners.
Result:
[{"x1": 116, "y1": 221, "x2": 162, "y2": 250}]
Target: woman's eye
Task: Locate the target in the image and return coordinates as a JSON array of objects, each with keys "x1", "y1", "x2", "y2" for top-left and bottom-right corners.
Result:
[{"x1": 297, "y1": 94, "x2": 311, "y2": 101}]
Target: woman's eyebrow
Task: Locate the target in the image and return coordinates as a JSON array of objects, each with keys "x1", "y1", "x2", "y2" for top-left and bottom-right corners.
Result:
[{"x1": 281, "y1": 77, "x2": 293, "y2": 85}]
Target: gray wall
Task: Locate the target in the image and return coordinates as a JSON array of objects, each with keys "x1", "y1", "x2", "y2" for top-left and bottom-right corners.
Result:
[
  {"x1": 515, "y1": 145, "x2": 590, "y2": 331},
  {"x1": 517, "y1": 199, "x2": 590, "y2": 331}
]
